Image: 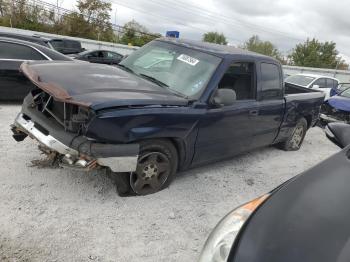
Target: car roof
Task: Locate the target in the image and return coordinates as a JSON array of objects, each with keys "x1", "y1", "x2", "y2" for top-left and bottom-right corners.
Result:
[
  {"x1": 157, "y1": 38, "x2": 279, "y2": 62},
  {"x1": 0, "y1": 37, "x2": 72, "y2": 61},
  {"x1": 293, "y1": 73, "x2": 339, "y2": 80},
  {"x1": 0, "y1": 32, "x2": 80, "y2": 43},
  {"x1": 0, "y1": 32, "x2": 50, "y2": 44}
]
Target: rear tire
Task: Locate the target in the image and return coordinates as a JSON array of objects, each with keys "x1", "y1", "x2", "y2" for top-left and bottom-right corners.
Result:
[
  {"x1": 112, "y1": 139, "x2": 178, "y2": 196},
  {"x1": 280, "y1": 118, "x2": 308, "y2": 151}
]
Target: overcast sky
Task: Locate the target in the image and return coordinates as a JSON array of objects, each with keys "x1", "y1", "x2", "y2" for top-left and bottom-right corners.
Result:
[{"x1": 53, "y1": 0, "x2": 350, "y2": 60}]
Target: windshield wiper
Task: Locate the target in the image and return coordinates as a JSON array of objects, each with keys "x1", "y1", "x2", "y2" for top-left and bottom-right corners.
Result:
[
  {"x1": 139, "y1": 74, "x2": 169, "y2": 87},
  {"x1": 117, "y1": 64, "x2": 135, "y2": 74},
  {"x1": 139, "y1": 74, "x2": 188, "y2": 99}
]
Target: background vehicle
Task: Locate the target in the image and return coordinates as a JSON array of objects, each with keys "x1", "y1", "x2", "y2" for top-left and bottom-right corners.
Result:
[
  {"x1": 11, "y1": 38, "x2": 325, "y2": 196},
  {"x1": 69, "y1": 50, "x2": 124, "y2": 65},
  {"x1": 0, "y1": 37, "x2": 73, "y2": 101},
  {"x1": 330, "y1": 82, "x2": 350, "y2": 97},
  {"x1": 320, "y1": 87, "x2": 350, "y2": 125},
  {"x1": 285, "y1": 73, "x2": 339, "y2": 100},
  {"x1": 199, "y1": 122, "x2": 350, "y2": 262},
  {"x1": 0, "y1": 32, "x2": 84, "y2": 54}
]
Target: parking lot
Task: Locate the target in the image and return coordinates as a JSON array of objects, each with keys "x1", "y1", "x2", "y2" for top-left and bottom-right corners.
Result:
[{"x1": 0, "y1": 103, "x2": 339, "y2": 262}]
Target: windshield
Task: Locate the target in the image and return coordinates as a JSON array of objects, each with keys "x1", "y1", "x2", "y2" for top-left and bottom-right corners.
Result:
[
  {"x1": 285, "y1": 75, "x2": 315, "y2": 87},
  {"x1": 337, "y1": 83, "x2": 350, "y2": 92},
  {"x1": 119, "y1": 40, "x2": 222, "y2": 98},
  {"x1": 340, "y1": 87, "x2": 350, "y2": 98}
]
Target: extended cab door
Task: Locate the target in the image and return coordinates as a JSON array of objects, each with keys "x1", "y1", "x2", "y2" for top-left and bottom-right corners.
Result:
[
  {"x1": 192, "y1": 61, "x2": 260, "y2": 165},
  {"x1": 252, "y1": 62, "x2": 285, "y2": 148}
]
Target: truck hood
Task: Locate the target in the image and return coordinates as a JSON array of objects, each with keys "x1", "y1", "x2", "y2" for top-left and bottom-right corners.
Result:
[
  {"x1": 327, "y1": 95, "x2": 350, "y2": 112},
  {"x1": 20, "y1": 61, "x2": 188, "y2": 110}
]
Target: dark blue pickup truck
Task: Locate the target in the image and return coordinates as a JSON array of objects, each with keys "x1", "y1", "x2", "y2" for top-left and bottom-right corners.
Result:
[{"x1": 11, "y1": 38, "x2": 324, "y2": 196}]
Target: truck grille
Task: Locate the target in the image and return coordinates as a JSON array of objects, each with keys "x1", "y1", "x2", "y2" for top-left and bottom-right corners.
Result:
[{"x1": 31, "y1": 89, "x2": 90, "y2": 133}]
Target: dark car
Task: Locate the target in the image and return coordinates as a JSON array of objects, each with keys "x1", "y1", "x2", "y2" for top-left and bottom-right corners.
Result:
[
  {"x1": 70, "y1": 50, "x2": 124, "y2": 65},
  {"x1": 11, "y1": 38, "x2": 324, "y2": 196},
  {"x1": 320, "y1": 86, "x2": 350, "y2": 125},
  {"x1": 199, "y1": 122, "x2": 350, "y2": 262},
  {"x1": 0, "y1": 37, "x2": 73, "y2": 101},
  {"x1": 0, "y1": 32, "x2": 84, "y2": 54}
]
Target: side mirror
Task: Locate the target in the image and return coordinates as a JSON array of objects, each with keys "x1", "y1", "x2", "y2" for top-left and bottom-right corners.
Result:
[
  {"x1": 325, "y1": 123, "x2": 350, "y2": 148},
  {"x1": 213, "y1": 89, "x2": 236, "y2": 107},
  {"x1": 312, "y1": 84, "x2": 320, "y2": 89}
]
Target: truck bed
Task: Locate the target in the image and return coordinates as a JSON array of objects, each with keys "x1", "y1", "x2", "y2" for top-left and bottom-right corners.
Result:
[{"x1": 284, "y1": 82, "x2": 325, "y2": 101}]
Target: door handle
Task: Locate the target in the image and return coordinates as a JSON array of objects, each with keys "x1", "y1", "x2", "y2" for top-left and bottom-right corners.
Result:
[{"x1": 249, "y1": 110, "x2": 259, "y2": 116}]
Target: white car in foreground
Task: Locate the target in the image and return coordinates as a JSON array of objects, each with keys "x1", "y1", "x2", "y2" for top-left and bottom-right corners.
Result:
[{"x1": 285, "y1": 74, "x2": 339, "y2": 100}]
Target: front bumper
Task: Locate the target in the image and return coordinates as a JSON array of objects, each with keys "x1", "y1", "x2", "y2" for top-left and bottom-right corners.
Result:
[
  {"x1": 12, "y1": 113, "x2": 139, "y2": 172},
  {"x1": 319, "y1": 113, "x2": 347, "y2": 124}
]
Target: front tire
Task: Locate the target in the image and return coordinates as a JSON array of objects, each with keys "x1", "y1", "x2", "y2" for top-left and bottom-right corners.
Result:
[
  {"x1": 280, "y1": 118, "x2": 308, "y2": 151},
  {"x1": 112, "y1": 139, "x2": 178, "y2": 196}
]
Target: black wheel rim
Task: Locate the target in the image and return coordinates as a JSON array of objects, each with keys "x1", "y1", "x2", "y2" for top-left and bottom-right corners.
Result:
[{"x1": 130, "y1": 152, "x2": 170, "y2": 195}]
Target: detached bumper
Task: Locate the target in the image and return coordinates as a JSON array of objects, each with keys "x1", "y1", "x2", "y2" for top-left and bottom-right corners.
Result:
[
  {"x1": 12, "y1": 113, "x2": 139, "y2": 172},
  {"x1": 319, "y1": 113, "x2": 347, "y2": 124}
]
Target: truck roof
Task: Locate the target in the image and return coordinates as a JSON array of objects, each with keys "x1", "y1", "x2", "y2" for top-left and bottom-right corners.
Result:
[{"x1": 158, "y1": 37, "x2": 279, "y2": 62}]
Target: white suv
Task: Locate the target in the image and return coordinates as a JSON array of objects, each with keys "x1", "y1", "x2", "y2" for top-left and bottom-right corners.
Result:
[{"x1": 285, "y1": 74, "x2": 339, "y2": 100}]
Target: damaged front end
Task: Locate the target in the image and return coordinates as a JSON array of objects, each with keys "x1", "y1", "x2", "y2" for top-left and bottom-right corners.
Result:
[
  {"x1": 320, "y1": 101, "x2": 350, "y2": 126},
  {"x1": 11, "y1": 89, "x2": 139, "y2": 173}
]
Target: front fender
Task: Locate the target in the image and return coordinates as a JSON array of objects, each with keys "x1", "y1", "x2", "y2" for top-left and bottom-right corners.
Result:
[{"x1": 85, "y1": 107, "x2": 204, "y2": 144}]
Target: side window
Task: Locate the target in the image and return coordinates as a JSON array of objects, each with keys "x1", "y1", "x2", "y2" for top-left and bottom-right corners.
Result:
[
  {"x1": 326, "y1": 79, "x2": 335, "y2": 89},
  {"x1": 261, "y1": 63, "x2": 282, "y2": 99},
  {"x1": 313, "y1": 78, "x2": 326, "y2": 88},
  {"x1": 88, "y1": 51, "x2": 103, "y2": 58},
  {"x1": 105, "y1": 52, "x2": 122, "y2": 59},
  {"x1": 0, "y1": 42, "x2": 45, "y2": 60},
  {"x1": 218, "y1": 62, "x2": 255, "y2": 100}
]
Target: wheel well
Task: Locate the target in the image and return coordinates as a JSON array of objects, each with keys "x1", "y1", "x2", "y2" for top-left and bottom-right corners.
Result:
[
  {"x1": 134, "y1": 137, "x2": 185, "y2": 170},
  {"x1": 303, "y1": 115, "x2": 312, "y2": 129}
]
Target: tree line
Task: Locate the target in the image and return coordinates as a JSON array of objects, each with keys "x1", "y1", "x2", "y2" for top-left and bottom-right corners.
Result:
[
  {"x1": 0, "y1": 0, "x2": 348, "y2": 70},
  {"x1": 0, "y1": 0, "x2": 160, "y2": 46},
  {"x1": 203, "y1": 32, "x2": 349, "y2": 70}
]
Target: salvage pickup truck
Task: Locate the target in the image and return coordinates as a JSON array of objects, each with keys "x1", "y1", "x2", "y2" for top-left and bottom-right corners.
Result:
[{"x1": 11, "y1": 38, "x2": 325, "y2": 196}]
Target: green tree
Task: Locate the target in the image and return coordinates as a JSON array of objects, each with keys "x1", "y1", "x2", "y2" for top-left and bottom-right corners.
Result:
[
  {"x1": 58, "y1": 0, "x2": 114, "y2": 41},
  {"x1": 243, "y1": 35, "x2": 283, "y2": 61},
  {"x1": 289, "y1": 38, "x2": 348, "y2": 69},
  {"x1": 119, "y1": 20, "x2": 160, "y2": 46},
  {"x1": 202, "y1": 31, "x2": 227, "y2": 45}
]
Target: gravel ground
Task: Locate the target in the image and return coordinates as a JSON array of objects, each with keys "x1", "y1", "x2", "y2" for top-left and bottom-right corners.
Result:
[{"x1": 0, "y1": 104, "x2": 339, "y2": 262}]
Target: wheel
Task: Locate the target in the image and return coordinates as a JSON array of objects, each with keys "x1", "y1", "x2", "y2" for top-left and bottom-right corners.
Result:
[
  {"x1": 106, "y1": 169, "x2": 132, "y2": 196},
  {"x1": 113, "y1": 139, "x2": 178, "y2": 196},
  {"x1": 280, "y1": 118, "x2": 308, "y2": 151}
]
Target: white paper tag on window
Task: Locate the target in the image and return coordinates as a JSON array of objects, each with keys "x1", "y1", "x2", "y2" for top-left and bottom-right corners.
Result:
[{"x1": 177, "y1": 54, "x2": 199, "y2": 66}]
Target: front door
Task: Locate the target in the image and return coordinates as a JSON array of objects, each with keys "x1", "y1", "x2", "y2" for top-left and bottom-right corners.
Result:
[{"x1": 192, "y1": 62, "x2": 260, "y2": 165}]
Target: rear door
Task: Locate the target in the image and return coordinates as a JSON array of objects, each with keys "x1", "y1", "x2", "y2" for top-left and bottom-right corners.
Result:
[
  {"x1": 0, "y1": 41, "x2": 47, "y2": 101},
  {"x1": 253, "y1": 62, "x2": 285, "y2": 148}
]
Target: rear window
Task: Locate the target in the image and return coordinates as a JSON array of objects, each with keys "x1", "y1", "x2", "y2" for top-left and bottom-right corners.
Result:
[
  {"x1": 36, "y1": 45, "x2": 72, "y2": 61},
  {"x1": 261, "y1": 63, "x2": 282, "y2": 99},
  {"x1": 0, "y1": 41, "x2": 45, "y2": 60},
  {"x1": 64, "y1": 40, "x2": 81, "y2": 49},
  {"x1": 285, "y1": 75, "x2": 315, "y2": 87},
  {"x1": 49, "y1": 40, "x2": 64, "y2": 48}
]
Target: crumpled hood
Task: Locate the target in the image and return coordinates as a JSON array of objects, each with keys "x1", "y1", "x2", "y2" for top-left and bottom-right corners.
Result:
[
  {"x1": 327, "y1": 95, "x2": 350, "y2": 112},
  {"x1": 20, "y1": 61, "x2": 188, "y2": 110}
]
